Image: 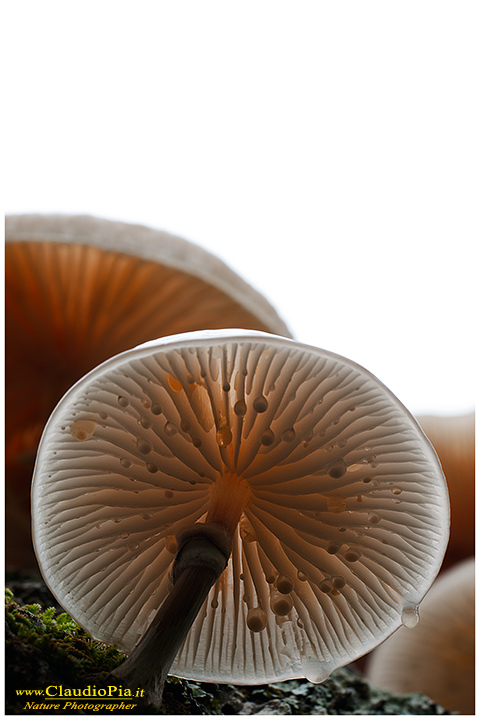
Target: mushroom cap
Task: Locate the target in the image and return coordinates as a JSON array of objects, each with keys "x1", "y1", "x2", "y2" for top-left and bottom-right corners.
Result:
[
  {"x1": 416, "y1": 413, "x2": 475, "y2": 569},
  {"x1": 6, "y1": 214, "x2": 289, "y2": 565},
  {"x1": 32, "y1": 330, "x2": 449, "y2": 685},
  {"x1": 366, "y1": 557, "x2": 475, "y2": 715}
]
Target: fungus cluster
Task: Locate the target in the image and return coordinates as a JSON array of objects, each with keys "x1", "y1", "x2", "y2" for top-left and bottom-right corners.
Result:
[
  {"x1": 6, "y1": 214, "x2": 289, "y2": 566},
  {"x1": 31, "y1": 329, "x2": 450, "y2": 705}
]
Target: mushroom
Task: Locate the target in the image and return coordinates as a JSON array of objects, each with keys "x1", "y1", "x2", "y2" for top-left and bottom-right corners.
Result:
[
  {"x1": 366, "y1": 557, "x2": 474, "y2": 715},
  {"x1": 31, "y1": 329, "x2": 449, "y2": 706},
  {"x1": 6, "y1": 214, "x2": 290, "y2": 567},
  {"x1": 416, "y1": 413, "x2": 475, "y2": 569}
]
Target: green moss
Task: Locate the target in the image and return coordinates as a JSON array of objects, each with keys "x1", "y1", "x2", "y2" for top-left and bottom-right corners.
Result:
[{"x1": 6, "y1": 588, "x2": 453, "y2": 715}]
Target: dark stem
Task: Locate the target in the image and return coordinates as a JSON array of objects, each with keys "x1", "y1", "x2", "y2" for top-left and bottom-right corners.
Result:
[{"x1": 112, "y1": 523, "x2": 231, "y2": 708}]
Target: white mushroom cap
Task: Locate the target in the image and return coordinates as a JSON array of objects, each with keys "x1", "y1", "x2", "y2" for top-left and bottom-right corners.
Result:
[
  {"x1": 366, "y1": 557, "x2": 475, "y2": 715},
  {"x1": 32, "y1": 330, "x2": 449, "y2": 685}
]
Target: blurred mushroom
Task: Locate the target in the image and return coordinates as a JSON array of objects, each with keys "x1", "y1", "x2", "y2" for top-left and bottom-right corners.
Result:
[
  {"x1": 31, "y1": 330, "x2": 449, "y2": 706},
  {"x1": 5, "y1": 214, "x2": 290, "y2": 567},
  {"x1": 416, "y1": 413, "x2": 475, "y2": 569},
  {"x1": 366, "y1": 557, "x2": 474, "y2": 715}
]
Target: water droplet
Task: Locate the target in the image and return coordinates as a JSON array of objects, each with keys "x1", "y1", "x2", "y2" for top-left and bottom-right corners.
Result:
[
  {"x1": 297, "y1": 570, "x2": 308, "y2": 582},
  {"x1": 247, "y1": 607, "x2": 267, "y2": 632},
  {"x1": 331, "y1": 575, "x2": 346, "y2": 589},
  {"x1": 401, "y1": 604, "x2": 419, "y2": 628},
  {"x1": 326, "y1": 542, "x2": 340, "y2": 555},
  {"x1": 282, "y1": 428, "x2": 296, "y2": 442},
  {"x1": 216, "y1": 425, "x2": 233, "y2": 447},
  {"x1": 98, "y1": 411, "x2": 108, "y2": 420},
  {"x1": 253, "y1": 396, "x2": 268, "y2": 413},
  {"x1": 261, "y1": 429, "x2": 275, "y2": 446},
  {"x1": 70, "y1": 419, "x2": 97, "y2": 441},
  {"x1": 211, "y1": 598, "x2": 219, "y2": 609},
  {"x1": 392, "y1": 487, "x2": 403, "y2": 495},
  {"x1": 137, "y1": 438, "x2": 152, "y2": 454},
  {"x1": 270, "y1": 592, "x2": 293, "y2": 616},
  {"x1": 344, "y1": 549, "x2": 361, "y2": 562},
  {"x1": 128, "y1": 541, "x2": 139, "y2": 551},
  {"x1": 234, "y1": 400, "x2": 247, "y2": 416},
  {"x1": 328, "y1": 460, "x2": 347, "y2": 479},
  {"x1": 118, "y1": 396, "x2": 129, "y2": 407},
  {"x1": 368, "y1": 513, "x2": 381, "y2": 524},
  {"x1": 265, "y1": 574, "x2": 275, "y2": 584},
  {"x1": 320, "y1": 579, "x2": 333, "y2": 593},
  {"x1": 140, "y1": 416, "x2": 152, "y2": 429},
  {"x1": 164, "y1": 421, "x2": 177, "y2": 436},
  {"x1": 146, "y1": 462, "x2": 158, "y2": 473},
  {"x1": 120, "y1": 457, "x2": 132, "y2": 468},
  {"x1": 276, "y1": 575, "x2": 294, "y2": 594},
  {"x1": 222, "y1": 382, "x2": 231, "y2": 392},
  {"x1": 142, "y1": 513, "x2": 152, "y2": 520},
  {"x1": 180, "y1": 420, "x2": 191, "y2": 432},
  {"x1": 151, "y1": 404, "x2": 162, "y2": 415},
  {"x1": 119, "y1": 532, "x2": 130, "y2": 539},
  {"x1": 362, "y1": 476, "x2": 372, "y2": 484},
  {"x1": 193, "y1": 438, "x2": 202, "y2": 448}
]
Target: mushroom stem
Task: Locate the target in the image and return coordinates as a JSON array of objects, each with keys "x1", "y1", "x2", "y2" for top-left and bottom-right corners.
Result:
[{"x1": 112, "y1": 522, "x2": 231, "y2": 707}]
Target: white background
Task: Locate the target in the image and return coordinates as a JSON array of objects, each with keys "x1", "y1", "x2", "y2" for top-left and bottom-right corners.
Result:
[{"x1": 4, "y1": 1, "x2": 478, "y2": 416}]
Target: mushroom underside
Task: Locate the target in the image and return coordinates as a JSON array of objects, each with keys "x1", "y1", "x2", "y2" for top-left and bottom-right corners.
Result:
[{"x1": 32, "y1": 331, "x2": 449, "y2": 686}]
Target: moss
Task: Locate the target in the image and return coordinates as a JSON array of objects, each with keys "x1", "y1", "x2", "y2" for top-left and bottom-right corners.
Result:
[{"x1": 6, "y1": 587, "x2": 453, "y2": 715}]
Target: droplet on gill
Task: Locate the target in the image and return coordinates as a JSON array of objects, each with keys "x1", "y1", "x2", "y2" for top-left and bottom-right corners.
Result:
[
  {"x1": 234, "y1": 400, "x2": 247, "y2": 416},
  {"x1": 164, "y1": 421, "x2": 178, "y2": 436},
  {"x1": 261, "y1": 428, "x2": 275, "y2": 446},
  {"x1": 253, "y1": 395, "x2": 269, "y2": 413},
  {"x1": 247, "y1": 607, "x2": 267, "y2": 632},
  {"x1": 137, "y1": 438, "x2": 152, "y2": 454},
  {"x1": 216, "y1": 425, "x2": 233, "y2": 447},
  {"x1": 401, "y1": 604, "x2": 419, "y2": 628},
  {"x1": 70, "y1": 419, "x2": 97, "y2": 441},
  {"x1": 328, "y1": 460, "x2": 347, "y2": 479},
  {"x1": 326, "y1": 542, "x2": 340, "y2": 555},
  {"x1": 270, "y1": 592, "x2": 293, "y2": 616},
  {"x1": 344, "y1": 548, "x2": 361, "y2": 562},
  {"x1": 320, "y1": 579, "x2": 332, "y2": 593},
  {"x1": 276, "y1": 575, "x2": 294, "y2": 594}
]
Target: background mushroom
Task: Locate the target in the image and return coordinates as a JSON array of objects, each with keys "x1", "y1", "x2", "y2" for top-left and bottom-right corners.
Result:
[
  {"x1": 32, "y1": 329, "x2": 449, "y2": 705},
  {"x1": 416, "y1": 412, "x2": 475, "y2": 569},
  {"x1": 6, "y1": 214, "x2": 290, "y2": 567},
  {"x1": 366, "y1": 557, "x2": 475, "y2": 715}
]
